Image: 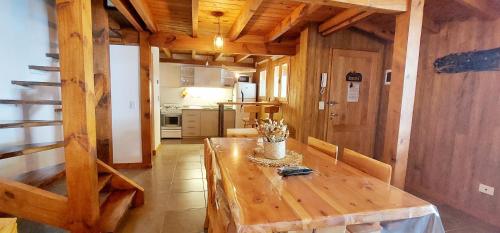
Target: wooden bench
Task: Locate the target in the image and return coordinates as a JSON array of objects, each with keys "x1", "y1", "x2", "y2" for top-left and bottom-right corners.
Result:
[{"x1": 226, "y1": 128, "x2": 259, "y2": 138}]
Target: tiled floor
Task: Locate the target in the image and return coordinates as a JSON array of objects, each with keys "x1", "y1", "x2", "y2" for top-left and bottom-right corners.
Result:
[{"x1": 15, "y1": 142, "x2": 500, "y2": 233}]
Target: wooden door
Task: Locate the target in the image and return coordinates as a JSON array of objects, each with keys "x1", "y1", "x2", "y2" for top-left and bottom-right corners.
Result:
[{"x1": 326, "y1": 49, "x2": 381, "y2": 157}]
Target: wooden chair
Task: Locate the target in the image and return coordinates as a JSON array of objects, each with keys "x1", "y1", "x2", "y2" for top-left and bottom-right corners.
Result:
[
  {"x1": 264, "y1": 106, "x2": 280, "y2": 121},
  {"x1": 203, "y1": 139, "x2": 236, "y2": 233},
  {"x1": 226, "y1": 128, "x2": 259, "y2": 137},
  {"x1": 341, "y1": 148, "x2": 392, "y2": 184},
  {"x1": 307, "y1": 136, "x2": 338, "y2": 159},
  {"x1": 242, "y1": 105, "x2": 260, "y2": 128},
  {"x1": 341, "y1": 149, "x2": 390, "y2": 233}
]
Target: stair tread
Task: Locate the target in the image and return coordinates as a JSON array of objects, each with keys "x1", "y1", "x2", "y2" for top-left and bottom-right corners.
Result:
[
  {"x1": 99, "y1": 190, "x2": 136, "y2": 232},
  {"x1": 46, "y1": 53, "x2": 59, "y2": 59},
  {"x1": 10, "y1": 163, "x2": 66, "y2": 188},
  {"x1": 98, "y1": 174, "x2": 112, "y2": 192},
  {"x1": 28, "y1": 65, "x2": 60, "y2": 72},
  {"x1": 0, "y1": 141, "x2": 64, "y2": 160},
  {"x1": 0, "y1": 99, "x2": 62, "y2": 105},
  {"x1": 0, "y1": 120, "x2": 62, "y2": 129},
  {"x1": 11, "y1": 81, "x2": 61, "y2": 87}
]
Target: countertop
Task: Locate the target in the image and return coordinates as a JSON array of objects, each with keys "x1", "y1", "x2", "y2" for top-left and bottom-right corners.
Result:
[{"x1": 182, "y1": 106, "x2": 235, "y2": 111}]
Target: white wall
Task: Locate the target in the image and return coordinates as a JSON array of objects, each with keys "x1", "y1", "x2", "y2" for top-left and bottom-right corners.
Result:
[
  {"x1": 151, "y1": 47, "x2": 161, "y2": 151},
  {"x1": 110, "y1": 45, "x2": 142, "y2": 164},
  {"x1": 0, "y1": 0, "x2": 64, "y2": 176}
]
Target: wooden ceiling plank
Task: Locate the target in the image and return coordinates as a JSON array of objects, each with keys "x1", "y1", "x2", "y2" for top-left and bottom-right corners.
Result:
[
  {"x1": 228, "y1": 0, "x2": 264, "y2": 41},
  {"x1": 455, "y1": 0, "x2": 498, "y2": 19},
  {"x1": 130, "y1": 0, "x2": 157, "y2": 32},
  {"x1": 160, "y1": 58, "x2": 255, "y2": 68},
  {"x1": 353, "y1": 21, "x2": 395, "y2": 41},
  {"x1": 110, "y1": 0, "x2": 144, "y2": 32},
  {"x1": 162, "y1": 48, "x2": 172, "y2": 59},
  {"x1": 235, "y1": 54, "x2": 251, "y2": 63},
  {"x1": 294, "y1": 0, "x2": 406, "y2": 13},
  {"x1": 266, "y1": 3, "x2": 321, "y2": 42},
  {"x1": 149, "y1": 33, "x2": 296, "y2": 56},
  {"x1": 321, "y1": 11, "x2": 374, "y2": 36},
  {"x1": 192, "y1": 0, "x2": 199, "y2": 37}
]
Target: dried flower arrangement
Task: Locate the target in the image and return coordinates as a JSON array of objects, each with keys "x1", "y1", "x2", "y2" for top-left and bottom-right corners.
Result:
[{"x1": 257, "y1": 119, "x2": 290, "y2": 143}]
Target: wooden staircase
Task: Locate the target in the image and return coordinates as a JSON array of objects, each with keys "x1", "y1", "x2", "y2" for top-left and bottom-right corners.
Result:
[{"x1": 0, "y1": 50, "x2": 144, "y2": 232}]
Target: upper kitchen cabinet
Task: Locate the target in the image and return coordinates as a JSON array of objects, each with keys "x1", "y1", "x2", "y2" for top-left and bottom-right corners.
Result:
[
  {"x1": 160, "y1": 63, "x2": 181, "y2": 87},
  {"x1": 194, "y1": 67, "x2": 223, "y2": 87},
  {"x1": 180, "y1": 66, "x2": 195, "y2": 87}
]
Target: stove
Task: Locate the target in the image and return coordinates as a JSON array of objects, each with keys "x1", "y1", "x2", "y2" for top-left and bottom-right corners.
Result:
[{"x1": 161, "y1": 104, "x2": 182, "y2": 138}]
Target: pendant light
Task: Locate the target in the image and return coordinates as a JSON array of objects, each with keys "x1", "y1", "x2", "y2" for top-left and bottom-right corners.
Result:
[{"x1": 212, "y1": 11, "x2": 224, "y2": 51}]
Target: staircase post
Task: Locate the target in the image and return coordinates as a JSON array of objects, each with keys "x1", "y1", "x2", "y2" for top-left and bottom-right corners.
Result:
[{"x1": 56, "y1": 0, "x2": 100, "y2": 232}]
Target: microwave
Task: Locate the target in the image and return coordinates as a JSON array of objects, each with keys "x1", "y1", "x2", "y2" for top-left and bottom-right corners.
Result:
[{"x1": 238, "y1": 76, "x2": 251, "y2": 82}]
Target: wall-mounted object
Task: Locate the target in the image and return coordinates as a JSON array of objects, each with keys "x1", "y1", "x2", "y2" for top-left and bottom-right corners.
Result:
[
  {"x1": 434, "y1": 47, "x2": 500, "y2": 73},
  {"x1": 384, "y1": 69, "x2": 392, "y2": 85}
]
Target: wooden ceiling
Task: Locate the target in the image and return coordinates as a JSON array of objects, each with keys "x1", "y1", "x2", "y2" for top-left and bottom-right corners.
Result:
[{"x1": 108, "y1": 0, "x2": 500, "y2": 66}]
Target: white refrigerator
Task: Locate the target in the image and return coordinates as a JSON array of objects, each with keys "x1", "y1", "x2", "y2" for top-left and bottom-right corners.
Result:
[{"x1": 233, "y1": 82, "x2": 257, "y2": 128}]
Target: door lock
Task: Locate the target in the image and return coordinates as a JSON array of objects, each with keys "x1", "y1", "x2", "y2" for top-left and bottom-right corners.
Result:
[
  {"x1": 329, "y1": 113, "x2": 339, "y2": 119},
  {"x1": 327, "y1": 101, "x2": 338, "y2": 107}
]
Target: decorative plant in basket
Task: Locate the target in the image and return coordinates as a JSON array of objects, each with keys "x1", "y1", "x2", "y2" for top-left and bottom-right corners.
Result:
[{"x1": 257, "y1": 119, "x2": 289, "y2": 160}]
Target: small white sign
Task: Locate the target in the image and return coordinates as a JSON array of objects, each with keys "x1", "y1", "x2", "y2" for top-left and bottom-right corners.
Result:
[
  {"x1": 318, "y1": 101, "x2": 325, "y2": 110},
  {"x1": 347, "y1": 82, "x2": 360, "y2": 102}
]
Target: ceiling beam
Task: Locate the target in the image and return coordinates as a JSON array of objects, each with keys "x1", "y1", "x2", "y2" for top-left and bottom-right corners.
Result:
[
  {"x1": 319, "y1": 8, "x2": 365, "y2": 32},
  {"x1": 294, "y1": 0, "x2": 406, "y2": 13},
  {"x1": 110, "y1": 0, "x2": 144, "y2": 31},
  {"x1": 321, "y1": 10, "x2": 374, "y2": 36},
  {"x1": 214, "y1": 53, "x2": 224, "y2": 61},
  {"x1": 455, "y1": 0, "x2": 498, "y2": 19},
  {"x1": 191, "y1": 50, "x2": 197, "y2": 60},
  {"x1": 192, "y1": 0, "x2": 199, "y2": 37},
  {"x1": 162, "y1": 48, "x2": 172, "y2": 58},
  {"x1": 266, "y1": 3, "x2": 321, "y2": 42},
  {"x1": 130, "y1": 0, "x2": 157, "y2": 32},
  {"x1": 149, "y1": 33, "x2": 296, "y2": 56},
  {"x1": 353, "y1": 21, "x2": 394, "y2": 41},
  {"x1": 228, "y1": 0, "x2": 264, "y2": 41},
  {"x1": 160, "y1": 58, "x2": 255, "y2": 68},
  {"x1": 234, "y1": 54, "x2": 251, "y2": 63}
]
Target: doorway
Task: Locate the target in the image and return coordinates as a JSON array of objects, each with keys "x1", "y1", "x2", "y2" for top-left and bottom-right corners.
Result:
[{"x1": 325, "y1": 49, "x2": 382, "y2": 157}]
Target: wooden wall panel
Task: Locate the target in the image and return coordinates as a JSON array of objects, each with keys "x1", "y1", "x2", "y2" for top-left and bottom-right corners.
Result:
[
  {"x1": 284, "y1": 26, "x2": 386, "y2": 144},
  {"x1": 405, "y1": 17, "x2": 500, "y2": 227}
]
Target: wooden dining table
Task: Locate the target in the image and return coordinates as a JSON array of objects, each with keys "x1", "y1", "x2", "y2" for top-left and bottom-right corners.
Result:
[{"x1": 208, "y1": 137, "x2": 444, "y2": 233}]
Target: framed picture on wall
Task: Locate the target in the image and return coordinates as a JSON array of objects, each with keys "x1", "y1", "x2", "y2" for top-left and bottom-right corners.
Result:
[{"x1": 384, "y1": 69, "x2": 392, "y2": 85}]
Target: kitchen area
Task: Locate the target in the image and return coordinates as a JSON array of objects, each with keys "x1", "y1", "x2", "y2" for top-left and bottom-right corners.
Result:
[{"x1": 159, "y1": 63, "x2": 257, "y2": 141}]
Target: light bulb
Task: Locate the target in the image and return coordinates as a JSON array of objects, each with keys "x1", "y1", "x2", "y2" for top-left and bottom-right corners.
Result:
[{"x1": 214, "y1": 34, "x2": 224, "y2": 50}]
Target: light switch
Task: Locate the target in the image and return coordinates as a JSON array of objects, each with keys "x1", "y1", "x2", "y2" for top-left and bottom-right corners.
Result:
[
  {"x1": 129, "y1": 101, "x2": 136, "y2": 110},
  {"x1": 318, "y1": 101, "x2": 325, "y2": 110}
]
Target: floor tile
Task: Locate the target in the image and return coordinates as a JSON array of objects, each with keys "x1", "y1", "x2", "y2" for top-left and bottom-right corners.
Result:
[
  {"x1": 174, "y1": 169, "x2": 204, "y2": 180},
  {"x1": 162, "y1": 208, "x2": 206, "y2": 233},
  {"x1": 172, "y1": 179, "x2": 205, "y2": 193},
  {"x1": 165, "y1": 192, "x2": 206, "y2": 211}
]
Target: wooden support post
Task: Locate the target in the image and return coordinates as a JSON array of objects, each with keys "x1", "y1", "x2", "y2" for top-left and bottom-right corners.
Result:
[
  {"x1": 56, "y1": 0, "x2": 100, "y2": 232},
  {"x1": 139, "y1": 32, "x2": 153, "y2": 167},
  {"x1": 381, "y1": 0, "x2": 424, "y2": 188},
  {"x1": 92, "y1": 0, "x2": 113, "y2": 165}
]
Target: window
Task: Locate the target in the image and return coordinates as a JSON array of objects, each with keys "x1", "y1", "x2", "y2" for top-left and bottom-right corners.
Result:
[
  {"x1": 280, "y1": 64, "x2": 288, "y2": 98},
  {"x1": 259, "y1": 70, "x2": 267, "y2": 97},
  {"x1": 273, "y1": 65, "x2": 280, "y2": 98}
]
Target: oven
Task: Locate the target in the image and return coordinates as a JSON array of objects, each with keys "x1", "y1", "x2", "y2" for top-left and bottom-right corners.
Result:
[{"x1": 161, "y1": 113, "x2": 182, "y2": 138}]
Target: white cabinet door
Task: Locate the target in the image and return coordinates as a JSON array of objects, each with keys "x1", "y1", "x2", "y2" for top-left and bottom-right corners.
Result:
[{"x1": 194, "y1": 67, "x2": 223, "y2": 87}]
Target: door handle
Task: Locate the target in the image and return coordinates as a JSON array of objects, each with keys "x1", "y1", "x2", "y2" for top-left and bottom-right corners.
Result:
[
  {"x1": 329, "y1": 113, "x2": 338, "y2": 120},
  {"x1": 327, "y1": 101, "x2": 338, "y2": 107}
]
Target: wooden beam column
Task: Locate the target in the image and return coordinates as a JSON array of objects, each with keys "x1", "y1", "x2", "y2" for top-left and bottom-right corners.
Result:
[
  {"x1": 381, "y1": 0, "x2": 424, "y2": 188},
  {"x1": 139, "y1": 32, "x2": 153, "y2": 167},
  {"x1": 92, "y1": 0, "x2": 113, "y2": 165},
  {"x1": 56, "y1": 0, "x2": 100, "y2": 232}
]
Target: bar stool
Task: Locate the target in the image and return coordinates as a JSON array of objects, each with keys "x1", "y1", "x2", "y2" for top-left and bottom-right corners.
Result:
[
  {"x1": 264, "y1": 106, "x2": 280, "y2": 121},
  {"x1": 242, "y1": 105, "x2": 260, "y2": 128}
]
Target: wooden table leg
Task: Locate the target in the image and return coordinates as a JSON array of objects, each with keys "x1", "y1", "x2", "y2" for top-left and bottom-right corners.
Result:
[{"x1": 218, "y1": 104, "x2": 224, "y2": 137}]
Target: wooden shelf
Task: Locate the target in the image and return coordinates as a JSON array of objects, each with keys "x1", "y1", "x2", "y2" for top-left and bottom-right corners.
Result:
[
  {"x1": 28, "y1": 65, "x2": 60, "y2": 72},
  {"x1": 0, "y1": 141, "x2": 64, "y2": 160},
  {"x1": 11, "y1": 163, "x2": 66, "y2": 189},
  {"x1": 0, "y1": 120, "x2": 62, "y2": 129},
  {"x1": 55, "y1": 108, "x2": 62, "y2": 112},
  {"x1": 11, "y1": 81, "x2": 61, "y2": 87},
  {"x1": 98, "y1": 190, "x2": 136, "y2": 232},
  {"x1": 46, "y1": 53, "x2": 60, "y2": 60},
  {"x1": 0, "y1": 99, "x2": 62, "y2": 105}
]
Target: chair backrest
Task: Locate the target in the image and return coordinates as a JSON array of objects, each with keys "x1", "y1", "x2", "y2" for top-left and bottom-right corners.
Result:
[
  {"x1": 307, "y1": 136, "x2": 338, "y2": 159},
  {"x1": 342, "y1": 148, "x2": 392, "y2": 184},
  {"x1": 243, "y1": 105, "x2": 260, "y2": 121}
]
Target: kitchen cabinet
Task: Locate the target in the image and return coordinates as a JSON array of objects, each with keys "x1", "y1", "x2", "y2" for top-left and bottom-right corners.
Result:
[
  {"x1": 194, "y1": 67, "x2": 222, "y2": 87},
  {"x1": 182, "y1": 109, "x2": 235, "y2": 137},
  {"x1": 180, "y1": 66, "x2": 195, "y2": 87}
]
